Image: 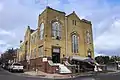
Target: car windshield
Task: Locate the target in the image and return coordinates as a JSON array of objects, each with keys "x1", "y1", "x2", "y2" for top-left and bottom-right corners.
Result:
[{"x1": 13, "y1": 63, "x2": 21, "y2": 66}]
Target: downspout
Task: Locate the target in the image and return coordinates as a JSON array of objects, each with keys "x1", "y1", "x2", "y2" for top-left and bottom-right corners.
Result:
[
  {"x1": 44, "y1": 7, "x2": 48, "y2": 57},
  {"x1": 65, "y1": 17, "x2": 68, "y2": 58}
]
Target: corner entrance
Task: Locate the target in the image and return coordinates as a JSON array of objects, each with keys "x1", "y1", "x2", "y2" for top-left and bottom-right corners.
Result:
[{"x1": 52, "y1": 47, "x2": 60, "y2": 63}]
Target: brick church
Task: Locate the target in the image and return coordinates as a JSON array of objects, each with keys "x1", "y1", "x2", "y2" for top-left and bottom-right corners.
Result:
[{"x1": 17, "y1": 6, "x2": 95, "y2": 73}]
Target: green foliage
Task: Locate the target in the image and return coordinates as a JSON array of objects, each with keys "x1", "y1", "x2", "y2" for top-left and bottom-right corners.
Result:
[
  {"x1": 95, "y1": 55, "x2": 120, "y2": 64},
  {"x1": 1, "y1": 48, "x2": 16, "y2": 63}
]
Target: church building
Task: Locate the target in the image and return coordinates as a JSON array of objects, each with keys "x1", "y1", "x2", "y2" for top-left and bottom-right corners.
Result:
[{"x1": 18, "y1": 6, "x2": 94, "y2": 73}]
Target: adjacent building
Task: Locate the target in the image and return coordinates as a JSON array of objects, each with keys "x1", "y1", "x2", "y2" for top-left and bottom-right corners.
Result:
[{"x1": 17, "y1": 6, "x2": 94, "y2": 73}]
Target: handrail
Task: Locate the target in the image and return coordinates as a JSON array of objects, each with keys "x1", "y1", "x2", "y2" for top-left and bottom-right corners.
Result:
[{"x1": 48, "y1": 60, "x2": 59, "y2": 66}]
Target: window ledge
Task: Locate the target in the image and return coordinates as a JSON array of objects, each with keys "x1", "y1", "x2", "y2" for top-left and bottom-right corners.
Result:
[
  {"x1": 39, "y1": 55, "x2": 44, "y2": 57},
  {"x1": 52, "y1": 36, "x2": 61, "y2": 40},
  {"x1": 52, "y1": 37, "x2": 56, "y2": 39},
  {"x1": 73, "y1": 53, "x2": 79, "y2": 55}
]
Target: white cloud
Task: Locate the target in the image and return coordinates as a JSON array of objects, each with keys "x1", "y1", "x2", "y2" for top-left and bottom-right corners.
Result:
[
  {"x1": 94, "y1": 52, "x2": 106, "y2": 57},
  {"x1": 0, "y1": 0, "x2": 41, "y2": 52},
  {"x1": 95, "y1": 19, "x2": 120, "y2": 51},
  {"x1": 62, "y1": 0, "x2": 120, "y2": 56},
  {"x1": 0, "y1": 28, "x2": 16, "y2": 37},
  {"x1": 0, "y1": 3, "x2": 3, "y2": 11},
  {"x1": 0, "y1": 40, "x2": 11, "y2": 52},
  {"x1": 0, "y1": 0, "x2": 120, "y2": 56},
  {"x1": 0, "y1": 40, "x2": 6, "y2": 44}
]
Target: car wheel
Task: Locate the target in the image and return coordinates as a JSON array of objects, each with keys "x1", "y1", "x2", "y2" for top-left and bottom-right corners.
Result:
[
  {"x1": 11, "y1": 69, "x2": 13, "y2": 72},
  {"x1": 9, "y1": 69, "x2": 10, "y2": 72},
  {"x1": 21, "y1": 70, "x2": 24, "y2": 73}
]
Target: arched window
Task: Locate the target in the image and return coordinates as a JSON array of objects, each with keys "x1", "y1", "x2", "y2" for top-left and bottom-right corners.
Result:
[
  {"x1": 86, "y1": 30, "x2": 91, "y2": 44},
  {"x1": 52, "y1": 22, "x2": 61, "y2": 39},
  {"x1": 40, "y1": 23, "x2": 44, "y2": 40},
  {"x1": 72, "y1": 34, "x2": 79, "y2": 53}
]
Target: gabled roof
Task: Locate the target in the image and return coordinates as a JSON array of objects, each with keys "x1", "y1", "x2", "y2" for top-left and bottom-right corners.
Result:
[
  {"x1": 66, "y1": 11, "x2": 81, "y2": 21},
  {"x1": 46, "y1": 6, "x2": 65, "y2": 14},
  {"x1": 66, "y1": 11, "x2": 75, "y2": 17},
  {"x1": 66, "y1": 11, "x2": 91, "y2": 24},
  {"x1": 81, "y1": 19, "x2": 91, "y2": 24},
  {"x1": 39, "y1": 6, "x2": 66, "y2": 17},
  {"x1": 30, "y1": 29, "x2": 35, "y2": 33}
]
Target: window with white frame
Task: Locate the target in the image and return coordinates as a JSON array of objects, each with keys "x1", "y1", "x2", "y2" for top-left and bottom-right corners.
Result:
[
  {"x1": 72, "y1": 34, "x2": 79, "y2": 53},
  {"x1": 39, "y1": 46, "x2": 43, "y2": 57},
  {"x1": 52, "y1": 21, "x2": 61, "y2": 39},
  {"x1": 40, "y1": 23, "x2": 44, "y2": 40},
  {"x1": 86, "y1": 30, "x2": 91, "y2": 44}
]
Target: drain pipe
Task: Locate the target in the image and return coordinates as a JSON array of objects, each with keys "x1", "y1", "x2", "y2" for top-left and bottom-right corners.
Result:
[{"x1": 65, "y1": 17, "x2": 68, "y2": 58}]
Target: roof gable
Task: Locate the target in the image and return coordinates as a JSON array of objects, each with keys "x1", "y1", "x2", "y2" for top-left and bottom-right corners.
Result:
[
  {"x1": 67, "y1": 11, "x2": 91, "y2": 24},
  {"x1": 66, "y1": 11, "x2": 81, "y2": 20},
  {"x1": 46, "y1": 6, "x2": 65, "y2": 14}
]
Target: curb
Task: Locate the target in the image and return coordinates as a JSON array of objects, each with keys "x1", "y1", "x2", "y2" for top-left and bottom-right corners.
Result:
[
  {"x1": 74, "y1": 71, "x2": 120, "y2": 78},
  {"x1": 22, "y1": 71, "x2": 120, "y2": 79},
  {"x1": 22, "y1": 72, "x2": 72, "y2": 79}
]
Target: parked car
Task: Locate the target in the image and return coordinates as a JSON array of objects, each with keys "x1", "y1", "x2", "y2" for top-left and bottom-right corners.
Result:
[
  {"x1": 7, "y1": 63, "x2": 12, "y2": 70},
  {"x1": 9, "y1": 63, "x2": 24, "y2": 72},
  {"x1": 4, "y1": 63, "x2": 10, "y2": 70},
  {"x1": 1, "y1": 63, "x2": 6, "y2": 69}
]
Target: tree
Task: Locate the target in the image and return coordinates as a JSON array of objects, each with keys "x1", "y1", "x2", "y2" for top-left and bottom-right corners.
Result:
[
  {"x1": 95, "y1": 55, "x2": 120, "y2": 64},
  {"x1": 1, "y1": 48, "x2": 17, "y2": 63},
  {"x1": 95, "y1": 56, "x2": 104, "y2": 64},
  {"x1": 109, "y1": 56, "x2": 120, "y2": 62},
  {"x1": 95, "y1": 56, "x2": 110, "y2": 64},
  {"x1": 103, "y1": 56, "x2": 109, "y2": 64}
]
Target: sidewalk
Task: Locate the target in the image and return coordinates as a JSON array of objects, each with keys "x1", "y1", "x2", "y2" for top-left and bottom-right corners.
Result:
[
  {"x1": 75, "y1": 70, "x2": 120, "y2": 78},
  {"x1": 24, "y1": 70, "x2": 120, "y2": 79},
  {"x1": 24, "y1": 71, "x2": 72, "y2": 79}
]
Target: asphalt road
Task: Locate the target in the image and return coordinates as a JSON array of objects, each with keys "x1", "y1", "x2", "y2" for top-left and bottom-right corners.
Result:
[
  {"x1": 0, "y1": 67, "x2": 120, "y2": 80},
  {"x1": 74, "y1": 72, "x2": 120, "y2": 80},
  {"x1": 0, "y1": 67, "x2": 49, "y2": 80}
]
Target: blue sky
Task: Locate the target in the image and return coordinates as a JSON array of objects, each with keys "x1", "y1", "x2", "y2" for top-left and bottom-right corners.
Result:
[{"x1": 0, "y1": 0, "x2": 120, "y2": 57}]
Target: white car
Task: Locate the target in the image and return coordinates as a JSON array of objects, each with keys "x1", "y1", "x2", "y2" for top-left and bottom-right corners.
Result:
[{"x1": 9, "y1": 63, "x2": 24, "y2": 72}]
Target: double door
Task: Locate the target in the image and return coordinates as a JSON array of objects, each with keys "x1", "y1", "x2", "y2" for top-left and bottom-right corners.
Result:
[{"x1": 52, "y1": 47, "x2": 60, "y2": 63}]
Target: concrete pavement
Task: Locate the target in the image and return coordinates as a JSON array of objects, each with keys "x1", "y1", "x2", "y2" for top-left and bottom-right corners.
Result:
[{"x1": 24, "y1": 71, "x2": 72, "y2": 79}]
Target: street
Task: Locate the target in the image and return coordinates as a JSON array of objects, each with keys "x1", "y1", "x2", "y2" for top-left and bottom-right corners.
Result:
[
  {"x1": 0, "y1": 67, "x2": 49, "y2": 80},
  {"x1": 0, "y1": 67, "x2": 120, "y2": 80},
  {"x1": 74, "y1": 72, "x2": 120, "y2": 80}
]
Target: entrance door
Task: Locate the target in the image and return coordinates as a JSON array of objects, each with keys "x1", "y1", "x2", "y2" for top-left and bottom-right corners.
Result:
[{"x1": 52, "y1": 47, "x2": 60, "y2": 63}]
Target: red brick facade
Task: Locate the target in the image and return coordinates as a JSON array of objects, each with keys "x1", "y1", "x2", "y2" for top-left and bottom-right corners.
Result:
[{"x1": 29, "y1": 57, "x2": 59, "y2": 73}]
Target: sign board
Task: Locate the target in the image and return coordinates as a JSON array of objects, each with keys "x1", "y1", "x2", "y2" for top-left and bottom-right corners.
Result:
[
  {"x1": 88, "y1": 52, "x2": 91, "y2": 56},
  {"x1": 53, "y1": 48, "x2": 60, "y2": 53},
  {"x1": 43, "y1": 58, "x2": 47, "y2": 62}
]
